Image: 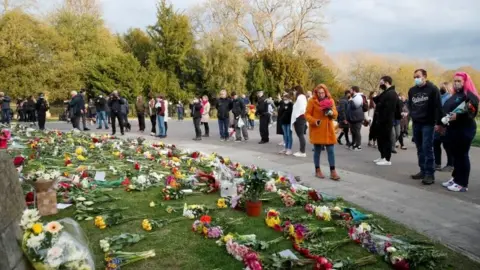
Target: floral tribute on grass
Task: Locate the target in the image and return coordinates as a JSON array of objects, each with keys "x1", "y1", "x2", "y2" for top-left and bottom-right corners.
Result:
[{"x1": 9, "y1": 125, "x2": 448, "y2": 270}]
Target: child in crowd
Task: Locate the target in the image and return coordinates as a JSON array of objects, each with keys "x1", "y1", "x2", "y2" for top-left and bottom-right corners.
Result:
[{"x1": 247, "y1": 104, "x2": 256, "y2": 130}]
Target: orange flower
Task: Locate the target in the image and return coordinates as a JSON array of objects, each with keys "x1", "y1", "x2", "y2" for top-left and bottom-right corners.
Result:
[{"x1": 200, "y1": 215, "x2": 211, "y2": 224}]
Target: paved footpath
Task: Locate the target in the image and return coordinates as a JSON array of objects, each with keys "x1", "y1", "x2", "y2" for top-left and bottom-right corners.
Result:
[{"x1": 46, "y1": 120, "x2": 480, "y2": 261}]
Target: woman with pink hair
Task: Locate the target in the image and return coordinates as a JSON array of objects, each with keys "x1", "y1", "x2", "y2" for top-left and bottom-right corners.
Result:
[{"x1": 441, "y1": 72, "x2": 479, "y2": 192}]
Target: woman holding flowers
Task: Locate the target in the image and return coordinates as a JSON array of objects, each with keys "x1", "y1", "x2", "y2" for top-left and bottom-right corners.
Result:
[
  {"x1": 305, "y1": 84, "x2": 340, "y2": 180},
  {"x1": 441, "y1": 72, "x2": 479, "y2": 192}
]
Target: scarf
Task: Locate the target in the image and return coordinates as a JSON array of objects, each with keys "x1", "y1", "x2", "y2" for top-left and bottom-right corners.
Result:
[
  {"x1": 317, "y1": 97, "x2": 333, "y2": 111},
  {"x1": 200, "y1": 100, "x2": 208, "y2": 115}
]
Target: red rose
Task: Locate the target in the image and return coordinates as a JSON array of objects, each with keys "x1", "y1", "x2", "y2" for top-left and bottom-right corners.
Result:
[
  {"x1": 81, "y1": 171, "x2": 89, "y2": 178},
  {"x1": 167, "y1": 151, "x2": 173, "y2": 158},
  {"x1": 121, "y1": 177, "x2": 130, "y2": 186},
  {"x1": 25, "y1": 192, "x2": 34, "y2": 203},
  {"x1": 92, "y1": 137, "x2": 99, "y2": 143},
  {"x1": 191, "y1": 152, "x2": 199, "y2": 159},
  {"x1": 65, "y1": 159, "x2": 72, "y2": 166},
  {"x1": 13, "y1": 156, "x2": 25, "y2": 167},
  {"x1": 134, "y1": 162, "x2": 140, "y2": 170},
  {"x1": 308, "y1": 190, "x2": 320, "y2": 201}
]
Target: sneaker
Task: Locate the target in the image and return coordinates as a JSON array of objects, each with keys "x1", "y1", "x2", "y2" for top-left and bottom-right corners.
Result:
[
  {"x1": 235, "y1": 139, "x2": 242, "y2": 142},
  {"x1": 279, "y1": 149, "x2": 287, "y2": 154},
  {"x1": 353, "y1": 147, "x2": 362, "y2": 152},
  {"x1": 411, "y1": 172, "x2": 425, "y2": 180},
  {"x1": 447, "y1": 183, "x2": 468, "y2": 192},
  {"x1": 150, "y1": 132, "x2": 155, "y2": 136},
  {"x1": 441, "y1": 165, "x2": 454, "y2": 172},
  {"x1": 258, "y1": 141, "x2": 267, "y2": 144},
  {"x1": 442, "y1": 178, "x2": 455, "y2": 187},
  {"x1": 285, "y1": 150, "x2": 293, "y2": 155},
  {"x1": 84, "y1": 128, "x2": 90, "y2": 131},
  {"x1": 337, "y1": 139, "x2": 343, "y2": 145},
  {"x1": 293, "y1": 152, "x2": 307, "y2": 157},
  {"x1": 376, "y1": 160, "x2": 392, "y2": 166},
  {"x1": 220, "y1": 138, "x2": 225, "y2": 142},
  {"x1": 400, "y1": 146, "x2": 407, "y2": 150},
  {"x1": 346, "y1": 145, "x2": 353, "y2": 150},
  {"x1": 435, "y1": 165, "x2": 442, "y2": 171},
  {"x1": 421, "y1": 175, "x2": 435, "y2": 185},
  {"x1": 278, "y1": 142, "x2": 285, "y2": 146},
  {"x1": 373, "y1": 158, "x2": 384, "y2": 163}
]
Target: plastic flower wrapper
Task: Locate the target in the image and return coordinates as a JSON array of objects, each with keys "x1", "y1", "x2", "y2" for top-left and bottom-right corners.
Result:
[
  {"x1": 20, "y1": 214, "x2": 95, "y2": 270},
  {"x1": 99, "y1": 233, "x2": 145, "y2": 252},
  {"x1": 182, "y1": 203, "x2": 208, "y2": 219},
  {"x1": 331, "y1": 256, "x2": 377, "y2": 269},
  {"x1": 104, "y1": 249, "x2": 156, "y2": 270},
  {"x1": 384, "y1": 242, "x2": 446, "y2": 269},
  {"x1": 265, "y1": 209, "x2": 281, "y2": 231}
]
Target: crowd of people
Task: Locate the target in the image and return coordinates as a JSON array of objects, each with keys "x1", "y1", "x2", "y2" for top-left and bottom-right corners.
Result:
[{"x1": 1, "y1": 68, "x2": 477, "y2": 193}]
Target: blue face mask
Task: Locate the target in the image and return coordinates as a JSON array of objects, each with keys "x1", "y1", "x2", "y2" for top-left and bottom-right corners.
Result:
[{"x1": 414, "y1": 78, "x2": 423, "y2": 86}]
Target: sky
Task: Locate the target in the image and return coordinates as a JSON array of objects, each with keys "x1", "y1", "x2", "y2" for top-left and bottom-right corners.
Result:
[{"x1": 99, "y1": 0, "x2": 480, "y2": 69}]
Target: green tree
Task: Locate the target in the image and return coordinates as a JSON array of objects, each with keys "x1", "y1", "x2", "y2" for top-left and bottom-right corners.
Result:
[
  {"x1": 202, "y1": 37, "x2": 248, "y2": 96},
  {"x1": 247, "y1": 59, "x2": 268, "y2": 93},
  {"x1": 119, "y1": 28, "x2": 154, "y2": 67}
]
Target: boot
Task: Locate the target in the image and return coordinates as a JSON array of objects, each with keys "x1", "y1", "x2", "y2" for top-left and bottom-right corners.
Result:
[
  {"x1": 330, "y1": 170, "x2": 340, "y2": 181},
  {"x1": 315, "y1": 168, "x2": 325, "y2": 179}
]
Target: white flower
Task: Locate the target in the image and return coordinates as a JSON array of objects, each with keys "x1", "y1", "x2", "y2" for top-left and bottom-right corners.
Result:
[
  {"x1": 386, "y1": 246, "x2": 397, "y2": 253},
  {"x1": 76, "y1": 196, "x2": 86, "y2": 202},
  {"x1": 20, "y1": 209, "x2": 40, "y2": 230},
  {"x1": 99, "y1": 239, "x2": 110, "y2": 252},
  {"x1": 332, "y1": 206, "x2": 342, "y2": 212},
  {"x1": 72, "y1": 175, "x2": 80, "y2": 184},
  {"x1": 149, "y1": 201, "x2": 156, "y2": 207},
  {"x1": 47, "y1": 246, "x2": 63, "y2": 260},
  {"x1": 83, "y1": 201, "x2": 94, "y2": 206},
  {"x1": 136, "y1": 175, "x2": 148, "y2": 185},
  {"x1": 26, "y1": 232, "x2": 45, "y2": 249},
  {"x1": 42, "y1": 173, "x2": 52, "y2": 180},
  {"x1": 264, "y1": 180, "x2": 277, "y2": 192},
  {"x1": 80, "y1": 179, "x2": 89, "y2": 189},
  {"x1": 359, "y1": 222, "x2": 371, "y2": 232}
]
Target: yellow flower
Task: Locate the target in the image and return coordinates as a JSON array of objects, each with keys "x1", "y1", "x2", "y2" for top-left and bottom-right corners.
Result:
[
  {"x1": 217, "y1": 198, "x2": 227, "y2": 208},
  {"x1": 172, "y1": 157, "x2": 180, "y2": 163},
  {"x1": 288, "y1": 224, "x2": 295, "y2": 236},
  {"x1": 113, "y1": 151, "x2": 120, "y2": 157},
  {"x1": 174, "y1": 171, "x2": 183, "y2": 179},
  {"x1": 99, "y1": 224, "x2": 107, "y2": 229},
  {"x1": 142, "y1": 219, "x2": 152, "y2": 231},
  {"x1": 75, "y1": 147, "x2": 83, "y2": 156},
  {"x1": 223, "y1": 233, "x2": 234, "y2": 243},
  {"x1": 77, "y1": 155, "x2": 86, "y2": 161},
  {"x1": 32, "y1": 223, "x2": 43, "y2": 234},
  {"x1": 265, "y1": 216, "x2": 280, "y2": 228},
  {"x1": 187, "y1": 159, "x2": 192, "y2": 166},
  {"x1": 189, "y1": 167, "x2": 197, "y2": 173},
  {"x1": 149, "y1": 201, "x2": 155, "y2": 207},
  {"x1": 202, "y1": 226, "x2": 208, "y2": 235},
  {"x1": 224, "y1": 158, "x2": 230, "y2": 164},
  {"x1": 89, "y1": 143, "x2": 95, "y2": 149}
]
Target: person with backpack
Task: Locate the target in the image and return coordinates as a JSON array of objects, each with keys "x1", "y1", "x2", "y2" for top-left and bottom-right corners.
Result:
[
  {"x1": 35, "y1": 93, "x2": 49, "y2": 130},
  {"x1": 347, "y1": 86, "x2": 367, "y2": 151}
]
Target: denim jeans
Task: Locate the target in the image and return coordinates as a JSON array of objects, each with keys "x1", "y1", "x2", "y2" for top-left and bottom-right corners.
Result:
[
  {"x1": 1, "y1": 109, "x2": 10, "y2": 124},
  {"x1": 96, "y1": 111, "x2": 108, "y2": 128},
  {"x1": 218, "y1": 118, "x2": 229, "y2": 139},
  {"x1": 413, "y1": 123, "x2": 435, "y2": 176},
  {"x1": 281, "y1": 124, "x2": 293, "y2": 149},
  {"x1": 157, "y1": 115, "x2": 165, "y2": 136},
  {"x1": 313, "y1": 144, "x2": 335, "y2": 169}
]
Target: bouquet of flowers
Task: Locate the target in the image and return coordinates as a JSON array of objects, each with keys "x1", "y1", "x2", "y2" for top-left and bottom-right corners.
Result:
[
  {"x1": 265, "y1": 209, "x2": 282, "y2": 231},
  {"x1": 104, "y1": 250, "x2": 156, "y2": 270},
  {"x1": 20, "y1": 209, "x2": 95, "y2": 269},
  {"x1": 183, "y1": 203, "x2": 209, "y2": 219},
  {"x1": 94, "y1": 213, "x2": 142, "y2": 229},
  {"x1": 191, "y1": 215, "x2": 223, "y2": 239},
  {"x1": 141, "y1": 217, "x2": 185, "y2": 231}
]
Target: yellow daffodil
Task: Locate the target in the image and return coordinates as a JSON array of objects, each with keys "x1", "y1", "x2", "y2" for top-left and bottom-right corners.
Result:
[
  {"x1": 265, "y1": 216, "x2": 280, "y2": 228},
  {"x1": 288, "y1": 224, "x2": 295, "y2": 236},
  {"x1": 77, "y1": 155, "x2": 86, "y2": 161},
  {"x1": 217, "y1": 198, "x2": 227, "y2": 208},
  {"x1": 32, "y1": 223, "x2": 43, "y2": 234}
]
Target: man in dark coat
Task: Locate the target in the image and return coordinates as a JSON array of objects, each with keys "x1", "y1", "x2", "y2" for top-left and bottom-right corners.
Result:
[
  {"x1": 337, "y1": 90, "x2": 351, "y2": 146},
  {"x1": 108, "y1": 90, "x2": 125, "y2": 136},
  {"x1": 216, "y1": 89, "x2": 232, "y2": 141},
  {"x1": 69, "y1": 91, "x2": 85, "y2": 130},
  {"x1": 256, "y1": 90, "x2": 269, "y2": 144},
  {"x1": 35, "y1": 93, "x2": 49, "y2": 130}
]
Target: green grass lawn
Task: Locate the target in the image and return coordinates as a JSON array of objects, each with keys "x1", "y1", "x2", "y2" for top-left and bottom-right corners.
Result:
[{"x1": 45, "y1": 188, "x2": 480, "y2": 270}]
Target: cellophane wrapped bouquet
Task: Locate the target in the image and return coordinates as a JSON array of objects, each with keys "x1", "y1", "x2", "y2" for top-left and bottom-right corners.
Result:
[{"x1": 20, "y1": 209, "x2": 95, "y2": 270}]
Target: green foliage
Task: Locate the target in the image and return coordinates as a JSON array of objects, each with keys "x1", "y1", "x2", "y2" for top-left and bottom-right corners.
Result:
[
  {"x1": 202, "y1": 37, "x2": 248, "y2": 96},
  {"x1": 247, "y1": 60, "x2": 268, "y2": 94},
  {"x1": 85, "y1": 53, "x2": 146, "y2": 101},
  {"x1": 119, "y1": 28, "x2": 154, "y2": 67}
]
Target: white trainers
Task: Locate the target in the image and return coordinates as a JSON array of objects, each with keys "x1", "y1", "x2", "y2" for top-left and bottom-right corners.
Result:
[
  {"x1": 374, "y1": 158, "x2": 384, "y2": 163},
  {"x1": 442, "y1": 178, "x2": 455, "y2": 188},
  {"x1": 293, "y1": 152, "x2": 307, "y2": 158},
  {"x1": 279, "y1": 149, "x2": 286, "y2": 154},
  {"x1": 447, "y1": 183, "x2": 468, "y2": 192},
  {"x1": 278, "y1": 142, "x2": 285, "y2": 146},
  {"x1": 285, "y1": 150, "x2": 293, "y2": 155},
  {"x1": 150, "y1": 132, "x2": 155, "y2": 136},
  {"x1": 376, "y1": 160, "x2": 392, "y2": 166},
  {"x1": 353, "y1": 147, "x2": 362, "y2": 152}
]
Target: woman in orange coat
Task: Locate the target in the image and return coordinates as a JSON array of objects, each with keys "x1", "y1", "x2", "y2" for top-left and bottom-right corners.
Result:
[{"x1": 305, "y1": 84, "x2": 340, "y2": 180}]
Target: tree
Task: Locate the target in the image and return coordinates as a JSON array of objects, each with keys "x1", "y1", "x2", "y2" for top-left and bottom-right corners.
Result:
[
  {"x1": 1, "y1": 0, "x2": 36, "y2": 13},
  {"x1": 119, "y1": 28, "x2": 154, "y2": 67},
  {"x1": 248, "y1": 59, "x2": 268, "y2": 93},
  {"x1": 148, "y1": 0, "x2": 194, "y2": 73},
  {"x1": 195, "y1": 0, "x2": 329, "y2": 54},
  {"x1": 85, "y1": 53, "x2": 146, "y2": 100},
  {"x1": 61, "y1": 0, "x2": 101, "y2": 17},
  {"x1": 202, "y1": 37, "x2": 248, "y2": 96}
]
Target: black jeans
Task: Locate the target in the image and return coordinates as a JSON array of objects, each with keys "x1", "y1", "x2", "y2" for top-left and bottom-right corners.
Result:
[
  {"x1": 165, "y1": 122, "x2": 168, "y2": 135},
  {"x1": 293, "y1": 116, "x2": 306, "y2": 153},
  {"x1": 71, "y1": 115, "x2": 80, "y2": 129},
  {"x1": 202, "y1": 122, "x2": 210, "y2": 136},
  {"x1": 338, "y1": 126, "x2": 351, "y2": 145},
  {"x1": 38, "y1": 112, "x2": 46, "y2": 130},
  {"x1": 434, "y1": 136, "x2": 453, "y2": 167},
  {"x1": 350, "y1": 122, "x2": 363, "y2": 147},
  {"x1": 111, "y1": 112, "x2": 124, "y2": 134},
  {"x1": 137, "y1": 113, "x2": 146, "y2": 131},
  {"x1": 377, "y1": 124, "x2": 392, "y2": 161},
  {"x1": 451, "y1": 135, "x2": 473, "y2": 187},
  {"x1": 150, "y1": 115, "x2": 156, "y2": 133},
  {"x1": 259, "y1": 114, "x2": 270, "y2": 142},
  {"x1": 193, "y1": 118, "x2": 202, "y2": 138}
]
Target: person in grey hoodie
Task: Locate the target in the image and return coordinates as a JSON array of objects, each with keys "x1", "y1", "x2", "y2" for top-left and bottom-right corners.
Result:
[{"x1": 347, "y1": 86, "x2": 366, "y2": 151}]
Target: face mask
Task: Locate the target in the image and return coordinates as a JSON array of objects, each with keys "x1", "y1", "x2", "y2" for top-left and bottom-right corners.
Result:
[
  {"x1": 414, "y1": 78, "x2": 423, "y2": 86},
  {"x1": 284, "y1": 100, "x2": 289, "y2": 104},
  {"x1": 453, "y1": 82, "x2": 463, "y2": 92},
  {"x1": 379, "y1": 84, "x2": 387, "y2": 90}
]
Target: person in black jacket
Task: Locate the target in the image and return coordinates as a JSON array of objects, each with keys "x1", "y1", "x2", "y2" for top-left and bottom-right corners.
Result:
[
  {"x1": 35, "y1": 93, "x2": 49, "y2": 130},
  {"x1": 256, "y1": 90, "x2": 269, "y2": 144},
  {"x1": 0, "y1": 92, "x2": 11, "y2": 124},
  {"x1": 27, "y1": 96, "x2": 36, "y2": 124},
  {"x1": 408, "y1": 69, "x2": 443, "y2": 184},
  {"x1": 279, "y1": 93, "x2": 294, "y2": 155},
  {"x1": 231, "y1": 92, "x2": 249, "y2": 142},
  {"x1": 337, "y1": 90, "x2": 351, "y2": 146},
  {"x1": 190, "y1": 97, "x2": 203, "y2": 140},
  {"x1": 440, "y1": 72, "x2": 479, "y2": 192},
  {"x1": 216, "y1": 89, "x2": 232, "y2": 141},
  {"x1": 95, "y1": 94, "x2": 109, "y2": 129},
  {"x1": 108, "y1": 91, "x2": 125, "y2": 136},
  {"x1": 69, "y1": 91, "x2": 84, "y2": 130},
  {"x1": 373, "y1": 76, "x2": 399, "y2": 166}
]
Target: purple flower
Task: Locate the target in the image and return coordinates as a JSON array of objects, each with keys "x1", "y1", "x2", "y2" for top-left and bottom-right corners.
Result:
[{"x1": 207, "y1": 226, "x2": 223, "y2": 238}]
